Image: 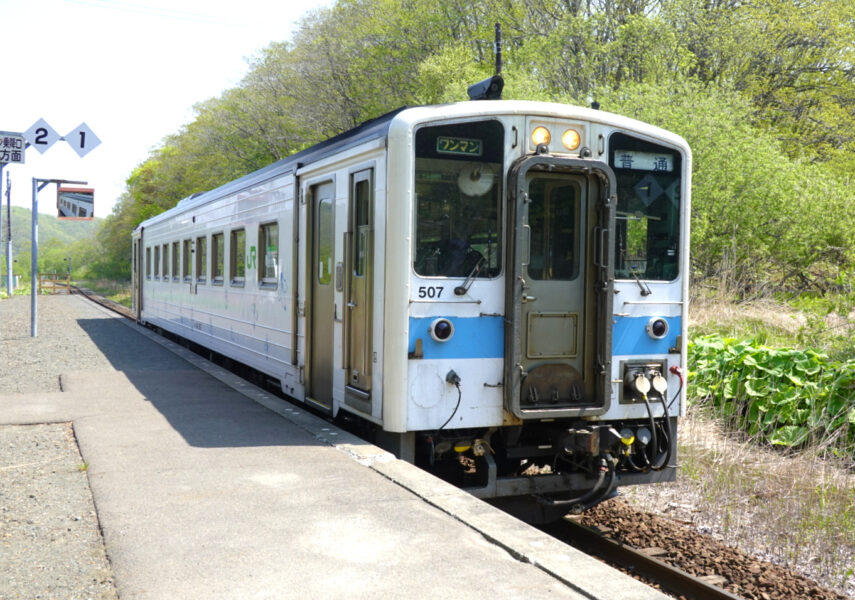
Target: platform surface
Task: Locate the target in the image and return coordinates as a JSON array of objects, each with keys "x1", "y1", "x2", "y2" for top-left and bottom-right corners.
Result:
[{"x1": 0, "y1": 295, "x2": 669, "y2": 599}]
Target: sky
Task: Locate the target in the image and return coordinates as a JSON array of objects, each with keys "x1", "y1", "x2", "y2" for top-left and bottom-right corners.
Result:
[{"x1": 1, "y1": 0, "x2": 331, "y2": 219}]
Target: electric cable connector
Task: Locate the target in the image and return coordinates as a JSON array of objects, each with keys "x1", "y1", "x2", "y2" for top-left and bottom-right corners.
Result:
[
  {"x1": 439, "y1": 370, "x2": 462, "y2": 430},
  {"x1": 668, "y1": 365, "x2": 685, "y2": 411}
]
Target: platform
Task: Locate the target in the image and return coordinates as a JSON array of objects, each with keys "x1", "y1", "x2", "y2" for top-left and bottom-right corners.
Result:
[{"x1": 0, "y1": 295, "x2": 668, "y2": 599}]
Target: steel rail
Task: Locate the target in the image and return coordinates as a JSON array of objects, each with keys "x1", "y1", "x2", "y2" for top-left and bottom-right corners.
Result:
[
  {"x1": 543, "y1": 516, "x2": 744, "y2": 600},
  {"x1": 71, "y1": 286, "x2": 135, "y2": 320}
]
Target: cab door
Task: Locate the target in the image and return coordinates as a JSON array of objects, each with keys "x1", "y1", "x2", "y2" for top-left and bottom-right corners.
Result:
[{"x1": 505, "y1": 157, "x2": 615, "y2": 418}]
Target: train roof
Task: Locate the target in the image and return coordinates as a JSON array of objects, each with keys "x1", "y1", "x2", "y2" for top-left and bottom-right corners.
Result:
[{"x1": 135, "y1": 100, "x2": 689, "y2": 231}]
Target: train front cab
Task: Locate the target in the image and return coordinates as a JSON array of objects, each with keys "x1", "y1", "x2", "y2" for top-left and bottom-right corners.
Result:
[{"x1": 394, "y1": 107, "x2": 688, "y2": 521}]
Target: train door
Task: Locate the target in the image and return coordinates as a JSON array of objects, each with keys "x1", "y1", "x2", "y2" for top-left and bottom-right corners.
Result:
[
  {"x1": 505, "y1": 157, "x2": 614, "y2": 418},
  {"x1": 344, "y1": 169, "x2": 373, "y2": 412},
  {"x1": 133, "y1": 233, "x2": 143, "y2": 320},
  {"x1": 309, "y1": 181, "x2": 336, "y2": 411}
]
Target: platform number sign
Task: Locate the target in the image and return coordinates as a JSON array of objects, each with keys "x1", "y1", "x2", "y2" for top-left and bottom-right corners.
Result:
[
  {"x1": 24, "y1": 118, "x2": 60, "y2": 154},
  {"x1": 21, "y1": 118, "x2": 101, "y2": 157},
  {"x1": 65, "y1": 122, "x2": 101, "y2": 157}
]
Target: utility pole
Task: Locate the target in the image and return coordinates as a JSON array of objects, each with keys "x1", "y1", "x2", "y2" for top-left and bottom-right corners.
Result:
[{"x1": 6, "y1": 170, "x2": 12, "y2": 296}]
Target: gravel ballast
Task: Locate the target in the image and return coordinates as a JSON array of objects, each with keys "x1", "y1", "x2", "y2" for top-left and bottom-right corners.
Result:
[
  {"x1": 1, "y1": 295, "x2": 119, "y2": 599},
  {"x1": 0, "y1": 423, "x2": 117, "y2": 600}
]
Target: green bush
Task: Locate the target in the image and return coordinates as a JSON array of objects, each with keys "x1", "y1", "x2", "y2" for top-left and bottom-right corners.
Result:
[{"x1": 689, "y1": 334, "x2": 855, "y2": 455}]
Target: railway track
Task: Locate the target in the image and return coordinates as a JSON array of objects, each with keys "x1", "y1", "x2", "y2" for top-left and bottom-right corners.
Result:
[
  {"x1": 542, "y1": 516, "x2": 741, "y2": 600},
  {"x1": 71, "y1": 286, "x2": 135, "y2": 320},
  {"x1": 542, "y1": 498, "x2": 847, "y2": 600}
]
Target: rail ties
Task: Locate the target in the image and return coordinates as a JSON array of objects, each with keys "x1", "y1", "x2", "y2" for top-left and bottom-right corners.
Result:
[{"x1": 543, "y1": 516, "x2": 743, "y2": 600}]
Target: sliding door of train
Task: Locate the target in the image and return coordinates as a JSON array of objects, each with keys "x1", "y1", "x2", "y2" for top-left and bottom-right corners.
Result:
[
  {"x1": 506, "y1": 158, "x2": 614, "y2": 418},
  {"x1": 309, "y1": 181, "x2": 336, "y2": 411},
  {"x1": 133, "y1": 234, "x2": 143, "y2": 319},
  {"x1": 344, "y1": 169, "x2": 373, "y2": 411}
]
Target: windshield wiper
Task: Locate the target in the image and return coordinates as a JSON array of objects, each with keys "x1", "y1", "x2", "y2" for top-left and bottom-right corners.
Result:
[
  {"x1": 622, "y1": 250, "x2": 652, "y2": 296},
  {"x1": 455, "y1": 255, "x2": 485, "y2": 296},
  {"x1": 629, "y1": 265, "x2": 652, "y2": 296}
]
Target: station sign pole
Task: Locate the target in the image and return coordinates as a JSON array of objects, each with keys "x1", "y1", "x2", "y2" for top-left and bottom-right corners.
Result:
[{"x1": 30, "y1": 178, "x2": 87, "y2": 338}]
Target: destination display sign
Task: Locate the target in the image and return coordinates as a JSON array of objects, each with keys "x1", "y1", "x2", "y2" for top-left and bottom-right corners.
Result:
[
  {"x1": 436, "y1": 136, "x2": 483, "y2": 156},
  {"x1": 614, "y1": 150, "x2": 674, "y2": 172}
]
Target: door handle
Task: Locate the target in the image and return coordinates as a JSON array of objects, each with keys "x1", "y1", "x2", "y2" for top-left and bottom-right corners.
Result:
[
  {"x1": 522, "y1": 295, "x2": 537, "y2": 303},
  {"x1": 347, "y1": 301, "x2": 357, "y2": 309}
]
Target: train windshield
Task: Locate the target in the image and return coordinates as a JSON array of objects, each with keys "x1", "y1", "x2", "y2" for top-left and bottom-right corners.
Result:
[
  {"x1": 414, "y1": 120, "x2": 504, "y2": 278},
  {"x1": 609, "y1": 132, "x2": 682, "y2": 281}
]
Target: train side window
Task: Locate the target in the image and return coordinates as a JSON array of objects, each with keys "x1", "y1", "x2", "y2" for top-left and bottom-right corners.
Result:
[
  {"x1": 154, "y1": 246, "x2": 160, "y2": 279},
  {"x1": 230, "y1": 229, "x2": 246, "y2": 287},
  {"x1": 182, "y1": 239, "x2": 192, "y2": 282},
  {"x1": 172, "y1": 241, "x2": 180, "y2": 282},
  {"x1": 212, "y1": 233, "x2": 224, "y2": 285},
  {"x1": 258, "y1": 222, "x2": 279, "y2": 289},
  {"x1": 162, "y1": 244, "x2": 169, "y2": 280},
  {"x1": 354, "y1": 178, "x2": 369, "y2": 277},
  {"x1": 196, "y1": 236, "x2": 207, "y2": 283},
  {"x1": 317, "y1": 199, "x2": 333, "y2": 285},
  {"x1": 146, "y1": 247, "x2": 151, "y2": 280}
]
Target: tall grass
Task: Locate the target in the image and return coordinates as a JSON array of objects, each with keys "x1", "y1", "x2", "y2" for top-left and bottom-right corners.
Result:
[{"x1": 672, "y1": 297, "x2": 855, "y2": 595}]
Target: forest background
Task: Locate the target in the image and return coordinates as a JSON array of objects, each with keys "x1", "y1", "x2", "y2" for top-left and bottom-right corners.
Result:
[{"x1": 9, "y1": 0, "x2": 855, "y2": 300}]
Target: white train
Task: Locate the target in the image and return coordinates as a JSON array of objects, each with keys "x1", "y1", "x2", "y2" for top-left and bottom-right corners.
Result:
[{"x1": 133, "y1": 99, "x2": 691, "y2": 520}]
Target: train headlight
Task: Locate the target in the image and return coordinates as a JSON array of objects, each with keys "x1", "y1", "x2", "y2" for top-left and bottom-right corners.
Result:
[
  {"x1": 531, "y1": 126, "x2": 551, "y2": 147},
  {"x1": 430, "y1": 318, "x2": 454, "y2": 342},
  {"x1": 561, "y1": 129, "x2": 581, "y2": 151},
  {"x1": 646, "y1": 317, "x2": 669, "y2": 339}
]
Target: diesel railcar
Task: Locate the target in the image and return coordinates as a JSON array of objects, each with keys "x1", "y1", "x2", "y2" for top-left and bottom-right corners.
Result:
[{"x1": 132, "y1": 100, "x2": 691, "y2": 520}]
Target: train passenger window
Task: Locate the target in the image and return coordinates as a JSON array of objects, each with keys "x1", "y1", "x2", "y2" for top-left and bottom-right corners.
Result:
[
  {"x1": 162, "y1": 244, "x2": 169, "y2": 280},
  {"x1": 610, "y1": 132, "x2": 682, "y2": 281},
  {"x1": 354, "y1": 179, "x2": 369, "y2": 277},
  {"x1": 230, "y1": 229, "x2": 246, "y2": 286},
  {"x1": 196, "y1": 236, "x2": 207, "y2": 283},
  {"x1": 146, "y1": 247, "x2": 151, "y2": 279},
  {"x1": 172, "y1": 242, "x2": 180, "y2": 282},
  {"x1": 212, "y1": 233, "x2": 224, "y2": 285},
  {"x1": 414, "y1": 120, "x2": 503, "y2": 278},
  {"x1": 182, "y1": 240, "x2": 192, "y2": 281},
  {"x1": 258, "y1": 222, "x2": 279, "y2": 289},
  {"x1": 154, "y1": 246, "x2": 160, "y2": 279},
  {"x1": 317, "y1": 199, "x2": 333, "y2": 285}
]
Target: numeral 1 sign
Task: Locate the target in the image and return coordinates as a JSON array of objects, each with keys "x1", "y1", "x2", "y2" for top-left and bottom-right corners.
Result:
[{"x1": 65, "y1": 123, "x2": 101, "y2": 158}]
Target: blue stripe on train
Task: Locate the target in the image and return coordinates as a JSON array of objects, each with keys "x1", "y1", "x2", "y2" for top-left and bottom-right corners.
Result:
[
  {"x1": 407, "y1": 315, "x2": 681, "y2": 360},
  {"x1": 408, "y1": 316, "x2": 504, "y2": 359},
  {"x1": 612, "y1": 315, "x2": 681, "y2": 356}
]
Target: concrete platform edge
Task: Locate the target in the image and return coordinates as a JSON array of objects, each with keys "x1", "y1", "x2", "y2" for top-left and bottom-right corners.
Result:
[{"x1": 93, "y1": 299, "x2": 668, "y2": 600}]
